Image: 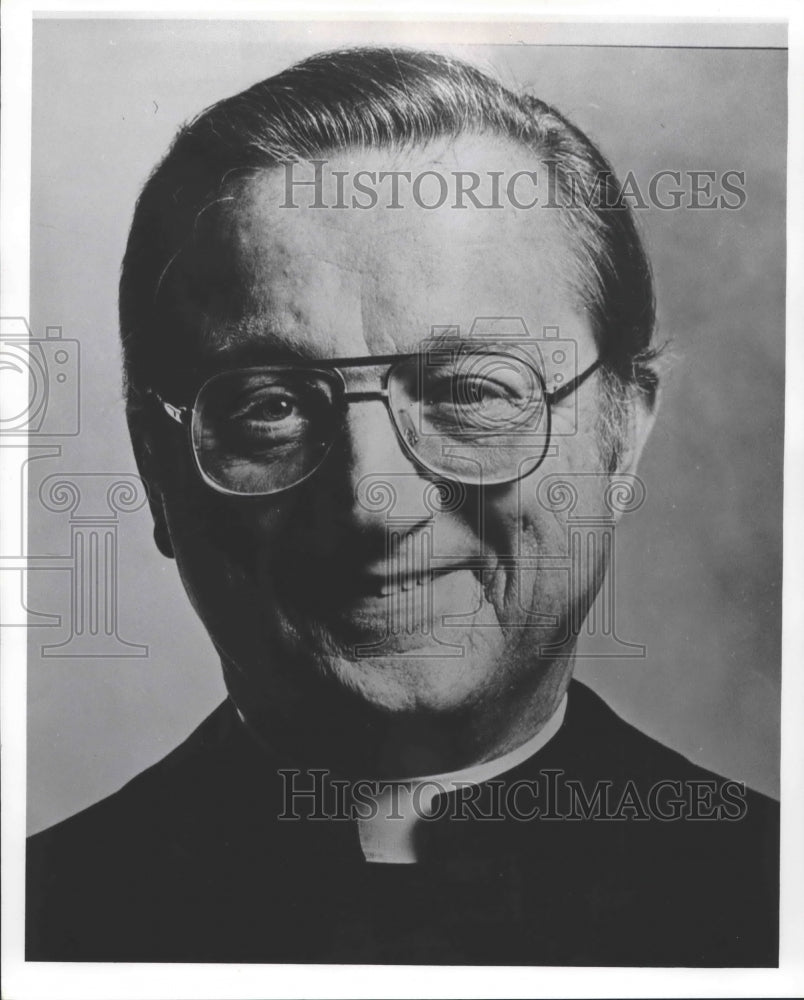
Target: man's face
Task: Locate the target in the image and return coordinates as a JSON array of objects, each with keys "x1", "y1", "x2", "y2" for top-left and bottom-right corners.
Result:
[{"x1": 148, "y1": 137, "x2": 646, "y2": 773}]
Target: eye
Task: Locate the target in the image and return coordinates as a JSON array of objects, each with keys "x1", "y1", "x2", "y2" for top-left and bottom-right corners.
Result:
[
  {"x1": 219, "y1": 385, "x2": 319, "y2": 452},
  {"x1": 233, "y1": 389, "x2": 299, "y2": 424},
  {"x1": 424, "y1": 372, "x2": 512, "y2": 408},
  {"x1": 457, "y1": 375, "x2": 507, "y2": 406}
]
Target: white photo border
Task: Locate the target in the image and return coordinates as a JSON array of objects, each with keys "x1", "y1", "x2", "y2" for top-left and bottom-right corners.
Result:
[{"x1": 2, "y1": 2, "x2": 802, "y2": 997}]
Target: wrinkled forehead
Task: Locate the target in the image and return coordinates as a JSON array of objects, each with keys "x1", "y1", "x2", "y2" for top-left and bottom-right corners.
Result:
[{"x1": 167, "y1": 137, "x2": 594, "y2": 368}]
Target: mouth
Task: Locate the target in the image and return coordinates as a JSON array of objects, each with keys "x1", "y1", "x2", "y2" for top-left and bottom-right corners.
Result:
[
  {"x1": 314, "y1": 564, "x2": 485, "y2": 644},
  {"x1": 355, "y1": 566, "x2": 469, "y2": 598},
  {"x1": 275, "y1": 547, "x2": 494, "y2": 647}
]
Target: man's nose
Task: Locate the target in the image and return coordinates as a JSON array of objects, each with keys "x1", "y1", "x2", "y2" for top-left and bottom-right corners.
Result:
[{"x1": 332, "y1": 401, "x2": 436, "y2": 533}]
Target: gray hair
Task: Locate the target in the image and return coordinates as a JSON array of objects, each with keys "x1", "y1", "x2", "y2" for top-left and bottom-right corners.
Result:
[{"x1": 120, "y1": 46, "x2": 661, "y2": 471}]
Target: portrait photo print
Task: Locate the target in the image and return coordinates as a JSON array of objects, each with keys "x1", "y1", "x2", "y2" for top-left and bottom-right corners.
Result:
[{"x1": 17, "y1": 17, "x2": 785, "y2": 970}]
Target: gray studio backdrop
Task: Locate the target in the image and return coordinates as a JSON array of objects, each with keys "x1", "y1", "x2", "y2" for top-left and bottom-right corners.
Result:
[{"x1": 25, "y1": 20, "x2": 785, "y2": 833}]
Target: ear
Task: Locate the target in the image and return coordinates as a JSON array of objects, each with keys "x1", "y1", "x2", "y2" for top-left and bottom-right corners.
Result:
[
  {"x1": 128, "y1": 415, "x2": 175, "y2": 560},
  {"x1": 616, "y1": 386, "x2": 659, "y2": 476}
]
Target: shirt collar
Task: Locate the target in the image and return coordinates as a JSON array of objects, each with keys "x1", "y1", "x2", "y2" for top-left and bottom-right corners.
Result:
[{"x1": 357, "y1": 694, "x2": 568, "y2": 864}]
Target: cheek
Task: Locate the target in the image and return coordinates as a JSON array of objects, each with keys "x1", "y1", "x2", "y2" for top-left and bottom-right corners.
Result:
[
  {"x1": 161, "y1": 437, "x2": 292, "y2": 560},
  {"x1": 162, "y1": 479, "x2": 295, "y2": 616},
  {"x1": 481, "y1": 476, "x2": 567, "y2": 559},
  {"x1": 480, "y1": 456, "x2": 620, "y2": 630},
  {"x1": 475, "y1": 480, "x2": 564, "y2": 622}
]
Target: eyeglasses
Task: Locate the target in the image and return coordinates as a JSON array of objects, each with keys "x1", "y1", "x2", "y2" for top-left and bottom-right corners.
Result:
[{"x1": 149, "y1": 346, "x2": 600, "y2": 497}]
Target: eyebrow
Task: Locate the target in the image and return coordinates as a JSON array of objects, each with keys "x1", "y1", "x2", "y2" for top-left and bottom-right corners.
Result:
[{"x1": 198, "y1": 324, "x2": 324, "y2": 369}]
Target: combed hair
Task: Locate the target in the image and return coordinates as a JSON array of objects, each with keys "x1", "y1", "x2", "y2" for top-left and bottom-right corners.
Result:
[{"x1": 120, "y1": 46, "x2": 660, "y2": 470}]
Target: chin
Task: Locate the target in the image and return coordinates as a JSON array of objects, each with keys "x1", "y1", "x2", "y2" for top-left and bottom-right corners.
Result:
[
  {"x1": 285, "y1": 619, "x2": 507, "y2": 716},
  {"x1": 218, "y1": 590, "x2": 516, "y2": 718}
]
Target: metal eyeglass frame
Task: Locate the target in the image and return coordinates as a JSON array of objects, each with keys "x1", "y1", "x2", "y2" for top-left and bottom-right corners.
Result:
[{"x1": 147, "y1": 350, "x2": 602, "y2": 496}]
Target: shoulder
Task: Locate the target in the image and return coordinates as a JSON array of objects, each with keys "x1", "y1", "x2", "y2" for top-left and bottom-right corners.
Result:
[
  {"x1": 26, "y1": 699, "x2": 258, "y2": 960},
  {"x1": 564, "y1": 680, "x2": 776, "y2": 791},
  {"x1": 29, "y1": 698, "x2": 235, "y2": 847},
  {"x1": 551, "y1": 680, "x2": 779, "y2": 856},
  {"x1": 514, "y1": 681, "x2": 780, "y2": 964}
]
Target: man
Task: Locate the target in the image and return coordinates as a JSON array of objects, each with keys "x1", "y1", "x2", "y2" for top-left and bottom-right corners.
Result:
[{"x1": 26, "y1": 47, "x2": 778, "y2": 965}]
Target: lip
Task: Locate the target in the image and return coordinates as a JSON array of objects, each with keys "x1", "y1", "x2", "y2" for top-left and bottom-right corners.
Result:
[
  {"x1": 355, "y1": 566, "x2": 465, "y2": 598},
  {"x1": 317, "y1": 565, "x2": 484, "y2": 640},
  {"x1": 278, "y1": 554, "x2": 492, "y2": 645}
]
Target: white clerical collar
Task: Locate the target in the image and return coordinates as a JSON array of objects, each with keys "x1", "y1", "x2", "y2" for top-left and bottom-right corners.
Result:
[{"x1": 357, "y1": 695, "x2": 568, "y2": 865}]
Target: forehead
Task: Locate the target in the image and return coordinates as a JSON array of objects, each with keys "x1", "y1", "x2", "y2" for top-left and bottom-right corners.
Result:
[{"x1": 178, "y1": 135, "x2": 594, "y2": 364}]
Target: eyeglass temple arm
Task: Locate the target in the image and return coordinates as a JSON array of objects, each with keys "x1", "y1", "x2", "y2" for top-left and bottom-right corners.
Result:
[
  {"x1": 147, "y1": 390, "x2": 190, "y2": 425},
  {"x1": 545, "y1": 358, "x2": 602, "y2": 405}
]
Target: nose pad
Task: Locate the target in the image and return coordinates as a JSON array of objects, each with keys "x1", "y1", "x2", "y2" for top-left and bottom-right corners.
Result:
[{"x1": 394, "y1": 407, "x2": 421, "y2": 451}]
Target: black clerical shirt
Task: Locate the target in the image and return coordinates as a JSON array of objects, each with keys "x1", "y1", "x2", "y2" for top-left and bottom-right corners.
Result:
[{"x1": 26, "y1": 681, "x2": 779, "y2": 965}]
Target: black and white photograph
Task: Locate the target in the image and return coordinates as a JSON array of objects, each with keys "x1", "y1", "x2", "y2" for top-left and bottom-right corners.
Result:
[{"x1": 1, "y1": 5, "x2": 802, "y2": 998}]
